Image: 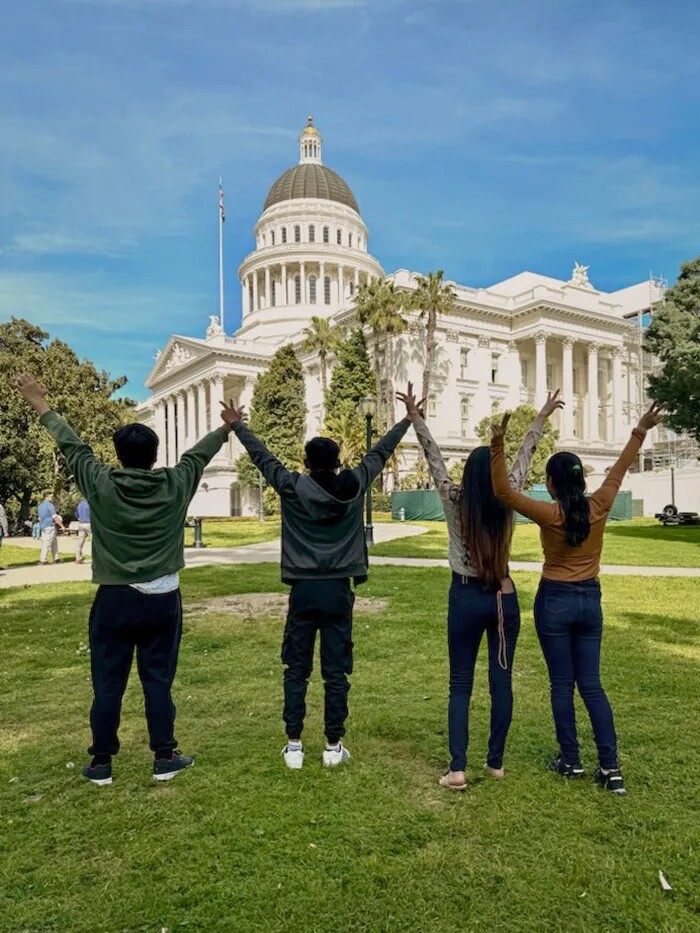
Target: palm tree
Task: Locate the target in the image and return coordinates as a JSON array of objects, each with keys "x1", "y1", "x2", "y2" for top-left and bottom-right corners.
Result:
[
  {"x1": 302, "y1": 316, "x2": 339, "y2": 416},
  {"x1": 353, "y1": 279, "x2": 407, "y2": 427},
  {"x1": 408, "y1": 270, "x2": 457, "y2": 421}
]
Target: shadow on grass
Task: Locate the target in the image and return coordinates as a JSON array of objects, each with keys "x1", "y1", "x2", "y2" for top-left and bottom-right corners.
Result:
[{"x1": 604, "y1": 523, "x2": 700, "y2": 546}]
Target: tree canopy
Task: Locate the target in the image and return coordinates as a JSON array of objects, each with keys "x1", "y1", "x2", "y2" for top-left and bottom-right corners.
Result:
[
  {"x1": 475, "y1": 405, "x2": 558, "y2": 489},
  {"x1": 323, "y1": 327, "x2": 375, "y2": 468},
  {"x1": 0, "y1": 317, "x2": 135, "y2": 521},
  {"x1": 645, "y1": 256, "x2": 700, "y2": 443},
  {"x1": 236, "y1": 344, "x2": 306, "y2": 512}
]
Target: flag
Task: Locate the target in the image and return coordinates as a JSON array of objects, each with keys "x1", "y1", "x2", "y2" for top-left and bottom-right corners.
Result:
[{"x1": 219, "y1": 181, "x2": 225, "y2": 223}]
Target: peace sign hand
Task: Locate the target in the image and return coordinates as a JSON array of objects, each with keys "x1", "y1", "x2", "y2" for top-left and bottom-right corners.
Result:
[{"x1": 490, "y1": 412, "x2": 511, "y2": 442}]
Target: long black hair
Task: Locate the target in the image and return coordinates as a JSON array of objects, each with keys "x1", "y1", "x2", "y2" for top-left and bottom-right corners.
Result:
[
  {"x1": 546, "y1": 452, "x2": 591, "y2": 547},
  {"x1": 460, "y1": 447, "x2": 513, "y2": 590}
]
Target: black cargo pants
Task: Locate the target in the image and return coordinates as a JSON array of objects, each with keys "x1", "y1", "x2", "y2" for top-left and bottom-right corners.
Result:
[{"x1": 282, "y1": 578, "x2": 354, "y2": 743}]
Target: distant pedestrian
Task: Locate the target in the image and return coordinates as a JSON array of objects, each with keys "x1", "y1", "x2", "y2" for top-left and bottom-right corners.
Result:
[
  {"x1": 0, "y1": 501, "x2": 8, "y2": 572},
  {"x1": 32, "y1": 520, "x2": 41, "y2": 539},
  {"x1": 38, "y1": 493, "x2": 62, "y2": 565},
  {"x1": 75, "y1": 498, "x2": 91, "y2": 564}
]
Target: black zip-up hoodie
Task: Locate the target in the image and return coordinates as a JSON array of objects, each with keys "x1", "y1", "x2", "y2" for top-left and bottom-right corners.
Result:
[{"x1": 233, "y1": 419, "x2": 410, "y2": 584}]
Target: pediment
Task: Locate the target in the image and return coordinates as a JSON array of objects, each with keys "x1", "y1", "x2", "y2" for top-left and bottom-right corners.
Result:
[{"x1": 146, "y1": 336, "x2": 211, "y2": 387}]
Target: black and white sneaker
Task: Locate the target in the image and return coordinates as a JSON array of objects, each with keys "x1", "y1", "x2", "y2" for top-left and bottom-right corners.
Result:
[
  {"x1": 153, "y1": 751, "x2": 194, "y2": 782},
  {"x1": 548, "y1": 756, "x2": 585, "y2": 779},
  {"x1": 594, "y1": 767, "x2": 627, "y2": 795},
  {"x1": 82, "y1": 758, "x2": 113, "y2": 786}
]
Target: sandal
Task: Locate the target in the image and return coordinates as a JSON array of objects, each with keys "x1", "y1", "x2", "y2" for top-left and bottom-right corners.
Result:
[{"x1": 439, "y1": 772, "x2": 467, "y2": 791}]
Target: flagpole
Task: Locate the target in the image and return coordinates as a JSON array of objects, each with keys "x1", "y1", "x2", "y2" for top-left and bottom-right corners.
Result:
[{"x1": 218, "y1": 178, "x2": 225, "y2": 331}]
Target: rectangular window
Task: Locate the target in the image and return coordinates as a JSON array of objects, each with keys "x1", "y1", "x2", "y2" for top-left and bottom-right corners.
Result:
[
  {"x1": 323, "y1": 226, "x2": 329, "y2": 244},
  {"x1": 324, "y1": 276, "x2": 331, "y2": 305},
  {"x1": 460, "y1": 348, "x2": 470, "y2": 379},
  {"x1": 349, "y1": 233, "x2": 353, "y2": 248},
  {"x1": 521, "y1": 360, "x2": 529, "y2": 387},
  {"x1": 271, "y1": 230, "x2": 275, "y2": 246},
  {"x1": 294, "y1": 225, "x2": 301, "y2": 243},
  {"x1": 546, "y1": 363, "x2": 554, "y2": 389},
  {"x1": 573, "y1": 368, "x2": 581, "y2": 395},
  {"x1": 491, "y1": 353, "x2": 500, "y2": 384},
  {"x1": 309, "y1": 276, "x2": 317, "y2": 304},
  {"x1": 281, "y1": 227, "x2": 287, "y2": 244},
  {"x1": 271, "y1": 280, "x2": 276, "y2": 307},
  {"x1": 309, "y1": 226, "x2": 315, "y2": 243},
  {"x1": 460, "y1": 398, "x2": 470, "y2": 438},
  {"x1": 294, "y1": 275, "x2": 301, "y2": 304},
  {"x1": 336, "y1": 229, "x2": 342, "y2": 245}
]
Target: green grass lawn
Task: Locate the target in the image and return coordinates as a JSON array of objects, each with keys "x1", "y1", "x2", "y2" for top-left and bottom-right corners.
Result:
[
  {"x1": 373, "y1": 518, "x2": 700, "y2": 568},
  {"x1": 1, "y1": 566, "x2": 698, "y2": 931},
  {"x1": 184, "y1": 517, "x2": 281, "y2": 549},
  {"x1": 0, "y1": 542, "x2": 76, "y2": 568}
]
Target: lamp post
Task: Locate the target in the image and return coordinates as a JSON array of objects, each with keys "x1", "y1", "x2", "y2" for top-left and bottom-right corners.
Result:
[{"x1": 358, "y1": 395, "x2": 377, "y2": 546}]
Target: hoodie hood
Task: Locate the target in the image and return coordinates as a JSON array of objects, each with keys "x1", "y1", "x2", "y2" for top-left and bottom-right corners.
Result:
[
  {"x1": 294, "y1": 474, "x2": 360, "y2": 521},
  {"x1": 109, "y1": 467, "x2": 170, "y2": 499}
]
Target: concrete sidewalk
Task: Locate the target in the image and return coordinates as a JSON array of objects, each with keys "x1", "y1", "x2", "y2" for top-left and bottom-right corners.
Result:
[{"x1": 2, "y1": 522, "x2": 698, "y2": 588}]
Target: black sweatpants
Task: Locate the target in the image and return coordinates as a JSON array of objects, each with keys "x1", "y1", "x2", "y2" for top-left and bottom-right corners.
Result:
[
  {"x1": 88, "y1": 585, "x2": 183, "y2": 757},
  {"x1": 282, "y1": 578, "x2": 354, "y2": 744}
]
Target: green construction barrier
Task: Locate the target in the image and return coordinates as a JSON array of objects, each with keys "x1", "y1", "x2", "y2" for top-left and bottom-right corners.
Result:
[{"x1": 391, "y1": 488, "x2": 633, "y2": 523}]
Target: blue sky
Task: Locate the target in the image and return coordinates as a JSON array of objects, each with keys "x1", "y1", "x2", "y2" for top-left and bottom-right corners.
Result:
[{"x1": 2, "y1": 0, "x2": 699, "y2": 401}]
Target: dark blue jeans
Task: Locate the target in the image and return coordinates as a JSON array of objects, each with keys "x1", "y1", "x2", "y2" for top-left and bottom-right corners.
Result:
[
  {"x1": 534, "y1": 578, "x2": 618, "y2": 769},
  {"x1": 447, "y1": 573, "x2": 521, "y2": 772}
]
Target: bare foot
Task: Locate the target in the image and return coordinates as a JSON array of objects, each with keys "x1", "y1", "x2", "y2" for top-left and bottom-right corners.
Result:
[{"x1": 484, "y1": 765, "x2": 505, "y2": 779}]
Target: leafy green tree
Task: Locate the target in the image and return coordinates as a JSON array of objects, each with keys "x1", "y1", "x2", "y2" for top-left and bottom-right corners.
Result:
[
  {"x1": 645, "y1": 257, "x2": 700, "y2": 443},
  {"x1": 0, "y1": 317, "x2": 135, "y2": 523},
  {"x1": 406, "y1": 270, "x2": 457, "y2": 418},
  {"x1": 302, "y1": 316, "x2": 340, "y2": 416},
  {"x1": 475, "y1": 405, "x2": 558, "y2": 489},
  {"x1": 236, "y1": 344, "x2": 306, "y2": 514},
  {"x1": 353, "y1": 279, "x2": 407, "y2": 429},
  {"x1": 323, "y1": 328, "x2": 375, "y2": 468}
]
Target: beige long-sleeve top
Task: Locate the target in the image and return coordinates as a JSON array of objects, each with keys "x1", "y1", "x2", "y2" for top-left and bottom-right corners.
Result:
[
  {"x1": 490, "y1": 428, "x2": 645, "y2": 581},
  {"x1": 413, "y1": 414, "x2": 546, "y2": 577}
]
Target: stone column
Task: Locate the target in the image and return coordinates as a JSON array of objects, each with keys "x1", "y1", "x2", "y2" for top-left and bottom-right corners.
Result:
[
  {"x1": 587, "y1": 343, "x2": 600, "y2": 441},
  {"x1": 209, "y1": 374, "x2": 224, "y2": 432},
  {"x1": 252, "y1": 272, "x2": 259, "y2": 312},
  {"x1": 354, "y1": 269, "x2": 360, "y2": 290},
  {"x1": 612, "y1": 347, "x2": 625, "y2": 441},
  {"x1": 241, "y1": 278, "x2": 248, "y2": 318},
  {"x1": 197, "y1": 382, "x2": 208, "y2": 439},
  {"x1": 535, "y1": 333, "x2": 547, "y2": 408},
  {"x1": 154, "y1": 400, "x2": 167, "y2": 467},
  {"x1": 505, "y1": 341, "x2": 521, "y2": 409},
  {"x1": 281, "y1": 264, "x2": 287, "y2": 305},
  {"x1": 338, "y1": 265, "x2": 344, "y2": 303},
  {"x1": 264, "y1": 267, "x2": 271, "y2": 310},
  {"x1": 561, "y1": 337, "x2": 574, "y2": 440},
  {"x1": 176, "y1": 392, "x2": 187, "y2": 461},
  {"x1": 166, "y1": 396, "x2": 177, "y2": 467},
  {"x1": 186, "y1": 386, "x2": 196, "y2": 447}
]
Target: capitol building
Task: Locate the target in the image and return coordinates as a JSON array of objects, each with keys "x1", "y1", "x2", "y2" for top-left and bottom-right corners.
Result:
[{"x1": 140, "y1": 118, "x2": 663, "y2": 517}]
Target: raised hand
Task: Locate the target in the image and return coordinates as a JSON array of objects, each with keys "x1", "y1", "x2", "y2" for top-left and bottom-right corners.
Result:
[
  {"x1": 219, "y1": 398, "x2": 247, "y2": 427},
  {"x1": 539, "y1": 389, "x2": 565, "y2": 419},
  {"x1": 15, "y1": 374, "x2": 51, "y2": 415},
  {"x1": 490, "y1": 412, "x2": 511, "y2": 442},
  {"x1": 637, "y1": 401, "x2": 665, "y2": 432},
  {"x1": 396, "y1": 381, "x2": 427, "y2": 423}
]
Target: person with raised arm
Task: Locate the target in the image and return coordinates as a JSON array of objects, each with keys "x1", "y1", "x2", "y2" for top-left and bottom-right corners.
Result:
[
  {"x1": 398, "y1": 383, "x2": 564, "y2": 791},
  {"x1": 16, "y1": 373, "x2": 235, "y2": 786},
  {"x1": 223, "y1": 388, "x2": 414, "y2": 770},
  {"x1": 489, "y1": 403, "x2": 665, "y2": 795}
]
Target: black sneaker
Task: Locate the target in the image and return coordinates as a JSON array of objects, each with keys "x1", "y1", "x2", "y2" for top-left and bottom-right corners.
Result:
[
  {"x1": 153, "y1": 751, "x2": 194, "y2": 782},
  {"x1": 82, "y1": 758, "x2": 113, "y2": 786},
  {"x1": 594, "y1": 767, "x2": 627, "y2": 795},
  {"x1": 548, "y1": 756, "x2": 585, "y2": 779}
]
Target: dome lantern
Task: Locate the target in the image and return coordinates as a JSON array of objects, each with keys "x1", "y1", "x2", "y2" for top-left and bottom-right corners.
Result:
[{"x1": 299, "y1": 116, "x2": 322, "y2": 165}]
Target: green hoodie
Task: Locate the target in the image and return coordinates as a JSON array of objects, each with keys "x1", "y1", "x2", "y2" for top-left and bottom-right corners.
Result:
[{"x1": 39, "y1": 411, "x2": 229, "y2": 585}]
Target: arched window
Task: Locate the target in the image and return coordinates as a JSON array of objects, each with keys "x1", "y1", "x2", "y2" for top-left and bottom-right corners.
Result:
[
  {"x1": 309, "y1": 276, "x2": 317, "y2": 304},
  {"x1": 294, "y1": 225, "x2": 301, "y2": 243},
  {"x1": 324, "y1": 276, "x2": 331, "y2": 305},
  {"x1": 461, "y1": 398, "x2": 470, "y2": 438},
  {"x1": 336, "y1": 229, "x2": 342, "y2": 245},
  {"x1": 294, "y1": 275, "x2": 302, "y2": 304},
  {"x1": 271, "y1": 280, "x2": 276, "y2": 308},
  {"x1": 323, "y1": 226, "x2": 329, "y2": 244},
  {"x1": 271, "y1": 230, "x2": 276, "y2": 246},
  {"x1": 348, "y1": 232, "x2": 353, "y2": 248},
  {"x1": 309, "y1": 225, "x2": 315, "y2": 243},
  {"x1": 281, "y1": 227, "x2": 287, "y2": 244}
]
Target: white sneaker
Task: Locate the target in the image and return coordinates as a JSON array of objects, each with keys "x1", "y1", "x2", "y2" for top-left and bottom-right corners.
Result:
[
  {"x1": 282, "y1": 744, "x2": 304, "y2": 770},
  {"x1": 322, "y1": 743, "x2": 350, "y2": 767}
]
